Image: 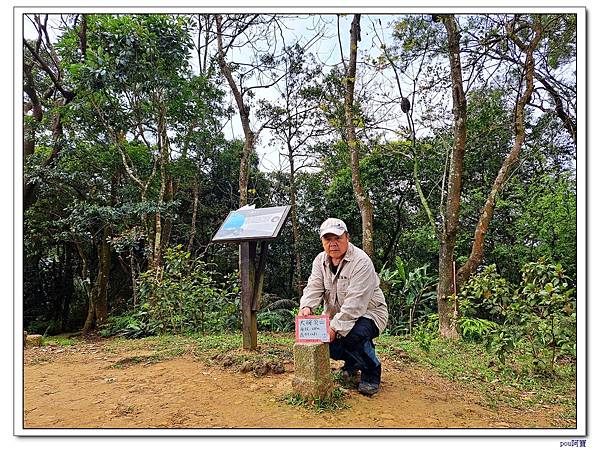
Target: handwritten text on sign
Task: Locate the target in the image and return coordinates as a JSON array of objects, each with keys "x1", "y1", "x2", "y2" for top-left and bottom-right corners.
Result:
[{"x1": 295, "y1": 315, "x2": 330, "y2": 343}]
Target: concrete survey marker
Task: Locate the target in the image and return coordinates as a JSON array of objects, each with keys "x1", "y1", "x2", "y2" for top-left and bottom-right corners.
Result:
[
  {"x1": 25, "y1": 334, "x2": 43, "y2": 348},
  {"x1": 291, "y1": 342, "x2": 333, "y2": 401}
]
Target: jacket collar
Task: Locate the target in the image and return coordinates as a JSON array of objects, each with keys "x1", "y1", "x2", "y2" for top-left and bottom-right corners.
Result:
[{"x1": 343, "y1": 242, "x2": 356, "y2": 262}]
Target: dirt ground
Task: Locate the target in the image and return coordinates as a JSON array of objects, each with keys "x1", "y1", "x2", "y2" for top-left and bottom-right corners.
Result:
[{"x1": 22, "y1": 337, "x2": 570, "y2": 430}]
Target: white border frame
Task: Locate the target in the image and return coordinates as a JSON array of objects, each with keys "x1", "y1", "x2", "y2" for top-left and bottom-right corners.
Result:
[{"x1": 13, "y1": 3, "x2": 587, "y2": 439}]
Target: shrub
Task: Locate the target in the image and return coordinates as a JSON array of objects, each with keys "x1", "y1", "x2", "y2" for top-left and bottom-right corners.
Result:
[
  {"x1": 458, "y1": 264, "x2": 513, "y2": 323},
  {"x1": 486, "y1": 259, "x2": 576, "y2": 372},
  {"x1": 411, "y1": 313, "x2": 439, "y2": 352},
  {"x1": 457, "y1": 316, "x2": 498, "y2": 342},
  {"x1": 257, "y1": 295, "x2": 298, "y2": 332},
  {"x1": 380, "y1": 257, "x2": 437, "y2": 335},
  {"x1": 103, "y1": 245, "x2": 240, "y2": 337}
]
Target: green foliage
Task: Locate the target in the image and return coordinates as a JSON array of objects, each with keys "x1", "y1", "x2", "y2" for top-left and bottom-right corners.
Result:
[
  {"x1": 457, "y1": 317, "x2": 498, "y2": 342},
  {"x1": 458, "y1": 264, "x2": 512, "y2": 323},
  {"x1": 42, "y1": 336, "x2": 80, "y2": 347},
  {"x1": 283, "y1": 387, "x2": 349, "y2": 413},
  {"x1": 256, "y1": 297, "x2": 298, "y2": 333},
  {"x1": 23, "y1": 13, "x2": 577, "y2": 345},
  {"x1": 25, "y1": 318, "x2": 63, "y2": 336},
  {"x1": 100, "y1": 304, "x2": 156, "y2": 339},
  {"x1": 460, "y1": 260, "x2": 576, "y2": 373},
  {"x1": 380, "y1": 257, "x2": 437, "y2": 334},
  {"x1": 411, "y1": 313, "x2": 439, "y2": 352},
  {"x1": 386, "y1": 333, "x2": 575, "y2": 421},
  {"x1": 496, "y1": 259, "x2": 575, "y2": 372},
  {"x1": 103, "y1": 245, "x2": 240, "y2": 337}
]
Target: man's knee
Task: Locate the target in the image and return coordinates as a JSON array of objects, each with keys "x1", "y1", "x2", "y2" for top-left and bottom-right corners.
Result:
[
  {"x1": 343, "y1": 332, "x2": 364, "y2": 349},
  {"x1": 343, "y1": 317, "x2": 378, "y2": 350}
]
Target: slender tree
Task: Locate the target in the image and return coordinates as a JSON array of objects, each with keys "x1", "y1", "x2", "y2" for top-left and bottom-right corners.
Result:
[
  {"x1": 434, "y1": 14, "x2": 468, "y2": 339},
  {"x1": 343, "y1": 14, "x2": 375, "y2": 256},
  {"x1": 259, "y1": 43, "x2": 325, "y2": 295},
  {"x1": 456, "y1": 15, "x2": 543, "y2": 286},
  {"x1": 437, "y1": 14, "x2": 543, "y2": 337},
  {"x1": 214, "y1": 14, "x2": 283, "y2": 207},
  {"x1": 381, "y1": 14, "x2": 546, "y2": 338}
]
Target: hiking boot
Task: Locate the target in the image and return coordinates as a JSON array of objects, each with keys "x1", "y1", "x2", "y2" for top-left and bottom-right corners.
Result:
[
  {"x1": 358, "y1": 364, "x2": 381, "y2": 395},
  {"x1": 358, "y1": 381, "x2": 380, "y2": 396}
]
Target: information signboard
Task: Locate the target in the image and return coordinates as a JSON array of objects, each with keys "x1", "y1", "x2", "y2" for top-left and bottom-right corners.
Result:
[
  {"x1": 211, "y1": 205, "x2": 291, "y2": 243},
  {"x1": 211, "y1": 205, "x2": 291, "y2": 350},
  {"x1": 295, "y1": 315, "x2": 331, "y2": 343}
]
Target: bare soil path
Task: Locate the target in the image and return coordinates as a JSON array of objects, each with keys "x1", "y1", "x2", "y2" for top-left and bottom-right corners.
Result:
[{"x1": 23, "y1": 337, "x2": 567, "y2": 430}]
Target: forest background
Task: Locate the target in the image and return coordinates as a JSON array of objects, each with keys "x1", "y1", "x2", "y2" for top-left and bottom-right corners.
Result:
[{"x1": 18, "y1": 10, "x2": 581, "y2": 380}]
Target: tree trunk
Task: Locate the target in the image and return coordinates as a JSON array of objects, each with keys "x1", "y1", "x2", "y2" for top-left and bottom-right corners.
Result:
[
  {"x1": 82, "y1": 293, "x2": 95, "y2": 334},
  {"x1": 239, "y1": 135, "x2": 254, "y2": 207},
  {"x1": 60, "y1": 244, "x2": 74, "y2": 331},
  {"x1": 215, "y1": 14, "x2": 255, "y2": 207},
  {"x1": 82, "y1": 225, "x2": 110, "y2": 334},
  {"x1": 344, "y1": 14, "x2": 374, "y2": 256},
  {"x1": 160, "y1": 177, "x2": 174, "y2": 252},
  {"x1": 187, "y1": 177, "x2": 200, "y2": 254},
  {"x1": 456, "y1": 16, "x2": 543, "y2": 287},
  {"x1": 437, "y1": 15, "x2": 467, "y2": 340},
  {"x1": 151, "y1": 105, "x2": 170, "y2": 273},
  {"x1": 382, "y1": 203, "x2": 404, "y2": 264},
  {"x1": 287, "y1": 143, "x2": 303, "y2": 297},
  {"x1": 130, "y1": 249, "x2": 138, "y2": 307},
  {"x1": 95, "y1": 224, "x2": 111, "y2": 324},
  {"x1": 78, "y1": 14, "x2": 87, "y2": 58}
]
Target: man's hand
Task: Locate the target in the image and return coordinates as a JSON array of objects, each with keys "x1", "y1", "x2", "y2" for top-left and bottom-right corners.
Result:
[
  {"x1": 299, "y1": 307, "x2": 312, "y2": 316},
  {"x1": 328, "y1": 327, "x2": 336, "y2": 342}
]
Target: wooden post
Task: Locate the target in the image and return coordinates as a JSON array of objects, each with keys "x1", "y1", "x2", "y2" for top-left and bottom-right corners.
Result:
[
  {"x1": 239, "y1": 240, "x2": 270, "y2": 350},
  {"x1": 240, "y1": 241, "x2": 258, "y2": 350}
]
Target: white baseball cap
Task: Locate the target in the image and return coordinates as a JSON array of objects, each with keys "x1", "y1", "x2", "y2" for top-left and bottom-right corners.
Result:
[{"x1": 319, "y1": 218, "x2": 348, "y2": 238}]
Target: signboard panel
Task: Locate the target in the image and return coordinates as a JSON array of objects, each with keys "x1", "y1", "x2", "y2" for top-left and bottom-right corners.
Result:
[
  {"x1": 295, "y1": 315, "x2": 330, "y2": 343},
  {"x1": 211, "y1": 205, "x2": 291, "y2": 243}
]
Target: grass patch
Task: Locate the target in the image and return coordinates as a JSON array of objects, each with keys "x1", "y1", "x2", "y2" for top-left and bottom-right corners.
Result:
[
  {"x1": 103, "y1": 334, "x2": 196, "y2": 354},
  {"x1": 283, "y1": 387, "x2": 349, "y2": 413},
  {"x1": 379, "y1": 334, "x2": 576, "y2": 425},
  {"x1": 191, "y1": 332, "x2": 294, "y2": 376},
  {"x1": 191, "y1": 333, "x2": 242, "y2": 354},
  {"x1": 103, "y1": 334, "x2": 196, "y2": 367},
  {"x1": 376, "y1": 335, "x2": 414, "y2": 360},
  {"x1": 257, "y1": 332, "x2": 295, "y2": 347},
  {"x1": 100, "y1": 332, "x2": 295, "y2": 374},
  {"x1": 191, "y1": 332, "x2": 291, "y2": 358},
  {"x1": 42, "y1": 336, "x2": 80, "y2": 347}
]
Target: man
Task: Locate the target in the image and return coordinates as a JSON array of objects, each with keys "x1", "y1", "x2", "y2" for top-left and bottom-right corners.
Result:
[{"x1": 299, "y1": 218, "x2": 388, "y2": 396}]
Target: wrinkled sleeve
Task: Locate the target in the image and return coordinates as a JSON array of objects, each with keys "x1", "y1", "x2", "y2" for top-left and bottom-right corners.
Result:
[
  {"x1": 299, "y1": 255, "x2": 325, "y2": 312},
  {"x1": 330, "y1": 260, "x2": 378, "y2": 336}
]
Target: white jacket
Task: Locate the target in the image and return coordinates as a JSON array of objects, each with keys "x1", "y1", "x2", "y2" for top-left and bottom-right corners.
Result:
[{"x1": 299, "y1": 243, "x2": 388, "y2": 336}]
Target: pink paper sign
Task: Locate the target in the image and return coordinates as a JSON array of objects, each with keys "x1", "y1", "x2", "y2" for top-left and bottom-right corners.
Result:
[{"x1": 295, "y1": 315, "x2": 330, "y2": 343}]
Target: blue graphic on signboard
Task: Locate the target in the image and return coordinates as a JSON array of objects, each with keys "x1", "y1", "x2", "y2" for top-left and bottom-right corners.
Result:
[{"x1": 223, "y1": 213, "x2": 245, "y2": 229}]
